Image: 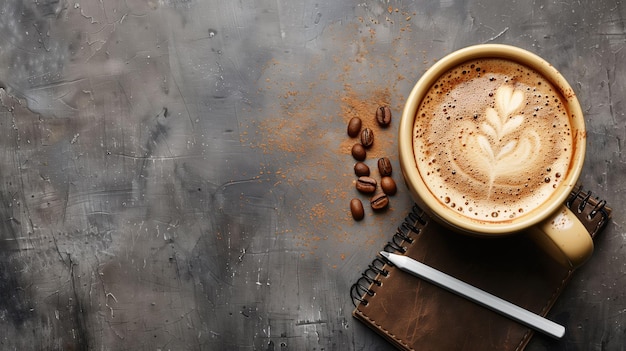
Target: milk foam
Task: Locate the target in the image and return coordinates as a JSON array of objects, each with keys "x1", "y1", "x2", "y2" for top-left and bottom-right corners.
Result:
[{"x1": 413, "y1": 59, "x2": 573, "y2": 222}]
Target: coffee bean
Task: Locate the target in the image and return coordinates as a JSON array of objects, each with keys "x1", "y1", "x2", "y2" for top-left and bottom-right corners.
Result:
[
  {"x1": 356, "y1": 176, "x2": 377, "y2": 193},
  {"x1": 350, "y1": 198, "x2": 365, "y2": 220},
  {"x1": 377, "y1": 157, "x2": 392, "y2": 176},
  {"x1": 351, "y1": 143, "x2": 366, "y2": 161},
  {"x1": 347, "y1": 117, "x2": 362, "y2": 137},
  {"x1": 354, "y1": 162, "x2": 370, "y2": 177},
  {"x1": 360, "y1": 128, "x2": 374, "y2": 148},
  {"x1": 380, "y1": 176, "x2": 397, "y2": 195},
  {"x1": 370, "y1": 192, "x2": 389, "y2": 211},
  {"x1": 376, "y1": 106, "x2": 392, "y2": 127}
]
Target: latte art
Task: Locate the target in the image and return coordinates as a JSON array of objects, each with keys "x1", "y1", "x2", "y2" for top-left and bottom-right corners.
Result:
[
  {"x1": 413, "y1": 59, "x2": 574, "y2": 222},
  {"x1": 458, "y1": 85, "x2": 541, "y2": 196}
]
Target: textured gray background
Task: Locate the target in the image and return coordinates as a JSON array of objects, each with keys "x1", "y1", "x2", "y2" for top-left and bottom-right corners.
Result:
[{"x1": 0, "y1": 0, "x2": 624, "y2": 350}]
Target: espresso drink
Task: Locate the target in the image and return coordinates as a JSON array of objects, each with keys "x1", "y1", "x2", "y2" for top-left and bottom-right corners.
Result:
[{"x1": 413, "y1": 58, "x2": 574, "y2": 222}]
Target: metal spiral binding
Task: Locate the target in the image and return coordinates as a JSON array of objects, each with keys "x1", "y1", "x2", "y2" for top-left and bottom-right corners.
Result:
[
  {"x1": 566, "y1": 185, "x2": 610, "y2": 230},
  {"x1": 566, "y1": 184, "x2": 583, "y2": 208},
  {"x1": 350, "y1": 204, "x2": 427, "y2": 306},
  {"x1": 589, "y1": 199, "x2": 608, "y2": 223}
]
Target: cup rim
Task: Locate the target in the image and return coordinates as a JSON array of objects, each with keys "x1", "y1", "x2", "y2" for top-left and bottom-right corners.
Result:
[{"x1": 398, "y1": 44, "x2": 586, "y2": 235}]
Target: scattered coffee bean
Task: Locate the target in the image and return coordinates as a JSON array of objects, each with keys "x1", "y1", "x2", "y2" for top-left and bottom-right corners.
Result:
[
  {"x1": 347, "y1": 117, "x2": 362, "y2": 137},
  {"x1": 380, "y1": 176, "x2": 397, "y2": 195},
  {"x1": 356, "y1": 176, "x2": 377, "y2": 193},
  {"x1": 370, "y1": 192, "x2": 389, "y2": 211},
  {"x1": 377, "y1": 157, "x2": 392, "y2": 176},
  {"x1": 351, "y1": 143, "x2": 366, "y2": 161},
  {"x1": 354, "y1": 162, "x2": 370, "y2": 177},
  {"x1": 360, "y1": 128, "x2": 374, "y2": 148},
  {"x1": 350, "y1": 198, "x2": 365, "y2": 220},
  {"x1": 376, "y1": 106, "x2": 392, "y2": 127}
]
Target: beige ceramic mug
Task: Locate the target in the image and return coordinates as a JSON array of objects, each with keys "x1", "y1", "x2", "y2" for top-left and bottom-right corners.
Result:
[{"x1": 399, "y1": 44, "x2": 592, "y2": 268}]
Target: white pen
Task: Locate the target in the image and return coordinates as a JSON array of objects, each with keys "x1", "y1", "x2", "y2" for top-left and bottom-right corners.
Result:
[{"x1": 379, "y1": 251, "x2": 565, "y2": 339}]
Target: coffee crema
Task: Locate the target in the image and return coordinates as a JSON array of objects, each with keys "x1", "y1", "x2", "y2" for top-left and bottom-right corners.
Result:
[{"x1": 413, "y1": 58, "x2": 574, "y2": 223}]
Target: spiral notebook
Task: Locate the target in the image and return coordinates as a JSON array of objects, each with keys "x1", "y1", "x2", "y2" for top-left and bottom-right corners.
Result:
[{"x1": 351, "y1": 186, "x2": 611, "y2": 351}]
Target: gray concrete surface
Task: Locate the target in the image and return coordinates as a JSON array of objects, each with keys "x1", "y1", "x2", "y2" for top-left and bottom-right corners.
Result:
[{"x1": 0, "y1": 0, "x2": 624, "y2": 350}]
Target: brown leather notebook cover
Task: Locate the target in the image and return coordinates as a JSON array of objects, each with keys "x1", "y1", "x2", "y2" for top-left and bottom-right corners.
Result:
[{"x1": 351, "y1": 187, "x2": 611, "y2": 351}]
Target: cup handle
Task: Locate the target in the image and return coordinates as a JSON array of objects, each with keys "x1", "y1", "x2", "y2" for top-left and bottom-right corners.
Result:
[{"x1": 527, "y1": 205, "x2": 594, "y2": 269}]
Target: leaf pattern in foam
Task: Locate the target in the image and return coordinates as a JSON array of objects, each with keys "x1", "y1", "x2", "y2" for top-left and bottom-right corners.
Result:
[
  {"x1": 495, "y1": 85, "x2": 524, "y2": 118},
  {"x1": 484, "y1": 108, "x2": 501, "y2": 137},
  {"x1": 492, "y1": 131, "x2": 541, "y2": 179},
  {"x1": 501, "y1": 115, "x2": 524, "y2": 137},
  {"x1": 477, "y1": 134, "x2": 495, "y2": 162},
  {"x1": 496, "y1": 140, "x2": 518, "y2": 160},
  {"x1": 456, "y1": 85, "x2": 542, "y2": 191}
]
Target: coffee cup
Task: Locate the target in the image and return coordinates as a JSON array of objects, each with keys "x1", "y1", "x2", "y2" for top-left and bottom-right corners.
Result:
[{"x1": 398, "y1": 44, "x2": 592, "y2": 268}]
